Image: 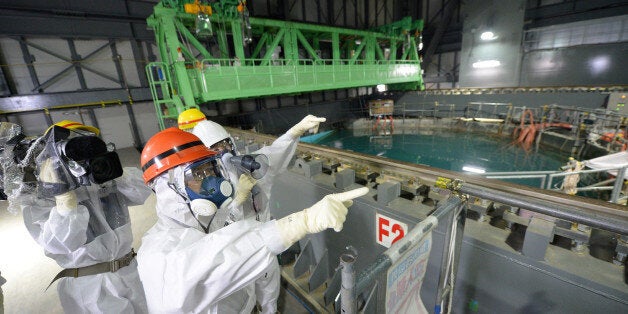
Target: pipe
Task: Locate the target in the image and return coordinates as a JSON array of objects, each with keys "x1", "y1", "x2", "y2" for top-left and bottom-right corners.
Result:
[
  {"x1": 340, "y1": 253, "x2": 357, "y2": 314},
  {"x1": 459, "y1": 184, "x2": 628, "y2": 235}
]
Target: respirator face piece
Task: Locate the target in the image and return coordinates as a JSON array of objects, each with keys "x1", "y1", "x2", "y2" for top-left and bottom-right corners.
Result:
[{"x1": 183, "y1": 157, "x2": 233, "y2": 207}]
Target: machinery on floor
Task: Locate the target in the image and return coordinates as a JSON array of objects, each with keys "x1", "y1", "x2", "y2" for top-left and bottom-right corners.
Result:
[{"x1": 229, "y1": 127, "x2": 628, "y2": 313}]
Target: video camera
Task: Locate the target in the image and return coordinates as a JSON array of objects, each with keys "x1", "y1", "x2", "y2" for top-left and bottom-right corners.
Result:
[
  {"x1": 37, "y1": 126, "x2": 123, "y2": 197},
  {"x1": 52, "y1": 126, "x2": 123, "y2": 185}
]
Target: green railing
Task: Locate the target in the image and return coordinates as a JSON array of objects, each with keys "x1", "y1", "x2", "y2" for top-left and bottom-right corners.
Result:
[{"x1": 184, "y1": 58, "x2": 422, "y2": 102}]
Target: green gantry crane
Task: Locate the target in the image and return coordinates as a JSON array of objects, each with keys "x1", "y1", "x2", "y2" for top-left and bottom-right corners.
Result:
[{"x1": 146, "y1": 0, "x2": 425, "y2": 129}]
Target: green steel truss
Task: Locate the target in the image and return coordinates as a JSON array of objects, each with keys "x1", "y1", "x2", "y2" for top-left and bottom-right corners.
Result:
[{"x1": 147, "y1": 0, "x2": 424, "y2": 129}]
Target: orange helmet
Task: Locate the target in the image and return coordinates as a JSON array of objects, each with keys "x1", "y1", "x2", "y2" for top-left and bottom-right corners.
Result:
[
  {"x1": 141, "y1": 127, "x2": 216, "y2": 184},
  {"x1": 178, "y1": 108, "x2": 207, "y2": 130}
]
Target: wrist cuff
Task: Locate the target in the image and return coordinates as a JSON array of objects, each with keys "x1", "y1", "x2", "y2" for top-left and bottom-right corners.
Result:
[{"x1": 276, "y1": 211, "x2": 308, "y2": 248}]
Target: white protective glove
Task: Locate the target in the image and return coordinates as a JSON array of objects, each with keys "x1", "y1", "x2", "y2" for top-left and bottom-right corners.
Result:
[
  {"x1": 276, "y1": 187, "x2": 369, "y2": 248},
  {"x1": 233, "y1": 173, "x2": 257, "y2": 206},
  {"x1": 39, "y1": 158, "x2": 78, "y2": 214},
  {"x1": 286, "y1": 115, "x2": 327, "y2": 138}
]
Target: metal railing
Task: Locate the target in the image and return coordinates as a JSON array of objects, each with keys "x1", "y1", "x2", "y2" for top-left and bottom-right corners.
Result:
[
  {"x1": 200, "y1": 58, "x2": 421, "y2": 67},
  {"x1": 465, "y1": 102, "x2": 512, "y2": 120},
  {"x1": 397, "y1": 102, "x2": 457, "y2": 120},
  {"x1": 481, "y1": 165, "x2": 628, "y2": 204}
]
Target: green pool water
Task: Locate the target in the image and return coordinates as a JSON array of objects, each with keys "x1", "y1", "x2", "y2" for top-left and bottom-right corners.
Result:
[{"x1": 303, "y1": 129, "x2": 568, "y2": 187}]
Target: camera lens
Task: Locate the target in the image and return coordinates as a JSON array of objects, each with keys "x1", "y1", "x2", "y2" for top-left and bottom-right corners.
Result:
[
  {"x1": 90, "y1": 151, "x2": 123, "y2": 184},
  {"x1": 63, "y1": 136, "x2": 107, "y2": 161}
]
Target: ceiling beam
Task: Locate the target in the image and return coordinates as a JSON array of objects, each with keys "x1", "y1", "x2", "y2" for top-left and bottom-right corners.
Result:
[
  {"x1": 525, "y1": 0, "x2": 628, "y2": 29},
  {"x1": 0, "y1": 87, "x2": 152, "y2": 113},
  {"x1": 0, "y1": 0, "x2": 154, "y2": 39}
]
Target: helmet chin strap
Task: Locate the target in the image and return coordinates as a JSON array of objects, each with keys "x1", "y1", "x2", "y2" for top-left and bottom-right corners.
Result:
[{"x1": 167, "y1": 169, "x2": 213, "y2": 234}]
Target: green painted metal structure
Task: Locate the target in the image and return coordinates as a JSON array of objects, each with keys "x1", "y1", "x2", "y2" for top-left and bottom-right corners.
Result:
[{"x1": 146, "y1": 0, "x2": 425, "y2": 129}]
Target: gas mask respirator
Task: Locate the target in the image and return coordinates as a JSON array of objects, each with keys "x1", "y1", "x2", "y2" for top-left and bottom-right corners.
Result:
[{"x1": 183, "y1": 157, "x2": 233, "y2": 210}]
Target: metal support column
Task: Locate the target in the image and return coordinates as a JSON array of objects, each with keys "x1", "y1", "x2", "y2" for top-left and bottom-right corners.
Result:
[
  {"x1": 87, "y1": 108, "x2": 100, "y2": 131},
  {"x1": 43, "y1": 110, "x2": 53, "y2": 125},
  {"x1": 130, "y1": 40, "x2": 149, "y2": 87},
  {"x1": 0, "y1": 48, "x2": 15, "y2": 96},
  {"x1": 110, "y1": 40, "x2": 127, "y2": 88},
  {"x1": 125, "y1": 103, "x2": 143, "y2": 151},
  {"x1": 17, "y1": 37, "x2": 41, "y2": 93},
  {"x1": 610, "y1": 168, "x2": 626, "y2": 204},
  {"x1": 340, "y1": 252, "x2": 357, "y2": 313},
  {"x1": 67, "y1": 38, "x2": 88, "y2": 90},
  {"x1": 423, "y1": 0, "x2": 459, "y2": 67}
]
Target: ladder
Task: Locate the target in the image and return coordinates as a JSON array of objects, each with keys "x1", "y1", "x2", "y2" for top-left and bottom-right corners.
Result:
[{"x1": 146, "y1": 62, "x2": 197, "y2": 130}]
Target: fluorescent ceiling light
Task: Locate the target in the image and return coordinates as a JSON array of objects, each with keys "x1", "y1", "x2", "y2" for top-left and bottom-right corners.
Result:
[
  {"x1": 376, "y1": 84, "x2": 387, "y2": 92},
  {"x1": 472, "y1": 60, "x2": 501, "y2": 69},
  {"x1": 462, "y1": 166, "x2": 486, "y2": 174},
  {"x1": 480, "y1": 31, "x2": 497, "y2": 41}
]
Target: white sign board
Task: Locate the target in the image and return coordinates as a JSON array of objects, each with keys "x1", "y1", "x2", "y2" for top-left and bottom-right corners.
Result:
[
  {"x1": 385, "y1": 232, "x2": 432, "y2": 314},
  {"x1": 376, "y1": 213, "x2": 408, "y2": 248}
]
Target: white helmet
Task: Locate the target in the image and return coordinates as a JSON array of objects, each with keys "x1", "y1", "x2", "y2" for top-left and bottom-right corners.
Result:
[{"x1": 192, "y1": 120, "x2": 232, "y2": 148}]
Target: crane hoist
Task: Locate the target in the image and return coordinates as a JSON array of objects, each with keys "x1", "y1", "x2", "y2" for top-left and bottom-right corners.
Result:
[{"x1": 146, "y1": 0, "x2": 425, "y2": 129}]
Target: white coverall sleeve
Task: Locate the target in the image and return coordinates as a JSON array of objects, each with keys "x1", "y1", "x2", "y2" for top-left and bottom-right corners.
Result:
[
  {"x1": 254, "y1": 133, "x2": 298, "y2": 188},
  {"x1": 116, "y1": 167, "x2": 153, "y2": 206},
  {"x1": 22, "y1": 200, "x2": 90, "y2": 254},
  {"x1": 138, "y1": 219, "x2": 287, "y2": 312}
]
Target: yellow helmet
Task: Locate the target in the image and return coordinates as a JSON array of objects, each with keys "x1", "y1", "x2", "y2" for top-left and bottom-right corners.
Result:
[
  {"x1": 178, "y1": 108, "x2": 207, "y2": 130},
  {"x1": 46, "y1": 120, "x2": 100, "y2": 136}
]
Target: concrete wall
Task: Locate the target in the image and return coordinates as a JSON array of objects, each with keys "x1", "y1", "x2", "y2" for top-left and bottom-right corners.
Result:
[
  {"x1": 3, "y1": 92, "x2": 366, "y2": 150},
  {"x1": 520, "y1": 42, "x2": 628, "y2": 87},
  {"x1": 457, "y1": 7, "x2": 627, "y2": 88},
  {"x1": 0, "y1": 37, "x2": 150, "y2": 94},
  {"x1": 5, "y1": 101, "x2": 160, "y2": 150},
  {"x1": 458, "y1": 0, "x2": 526, "y2": 88}
]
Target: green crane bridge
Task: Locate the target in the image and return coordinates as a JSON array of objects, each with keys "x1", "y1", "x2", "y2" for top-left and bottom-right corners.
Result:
[{"x1": 146, "y1": 0, "x2": 424, "y2": 129}]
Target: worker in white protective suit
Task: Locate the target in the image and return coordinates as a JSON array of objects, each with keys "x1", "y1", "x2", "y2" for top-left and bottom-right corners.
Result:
[
  {"x1": 1, "y1": 271, "x2": 5, "y2": 313},
  {"x1": 21, "y1": 121, "x2": 151, "y2": 313},
  {"x1": 178, "y1": 109, "x2": 326, "y2": 311},
  {"x1": 178, "y1": 109, "x2": 326, "y2": 223},
  {"x1": 137, "y1": 127, "x2": 367, "y2": 313}
]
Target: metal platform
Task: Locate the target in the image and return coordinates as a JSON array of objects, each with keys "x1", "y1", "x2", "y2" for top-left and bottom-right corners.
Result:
[{"x1": 145, "y1": 1, "x2": 424, "y2": 129}]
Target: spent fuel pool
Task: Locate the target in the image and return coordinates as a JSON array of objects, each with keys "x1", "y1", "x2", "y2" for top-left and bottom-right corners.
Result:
[{"x1": 302, "y1": 129, "x2": 567, "y2": 187}]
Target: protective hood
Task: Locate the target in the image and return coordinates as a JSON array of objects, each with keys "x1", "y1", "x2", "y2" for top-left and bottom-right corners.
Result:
[
  {"x1": 192, "y1": 120, "x2": 233, "y2": 148},
  {"x1": 152, "y1": 166, "x2": 232, "y2": 232},
  {"x1": 152, "y1": 166, "x2": 201, "y2": 230}
]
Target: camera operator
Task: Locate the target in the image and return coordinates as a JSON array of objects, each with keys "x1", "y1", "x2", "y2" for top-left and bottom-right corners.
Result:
[{"x1": 20, "y1": 120, "x2": 151, "y2": 313}]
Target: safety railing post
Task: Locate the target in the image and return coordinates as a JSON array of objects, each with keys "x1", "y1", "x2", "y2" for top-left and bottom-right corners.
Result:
[
  {"x1": 610, "y1": 166, "x2": 626, "y2": 203},
  {"x1": 434, "y1": 198, "x2": 466, "y2": 314},
  {"x1": 340, "y1": 252, "x2": 357, "y2": 314}
]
